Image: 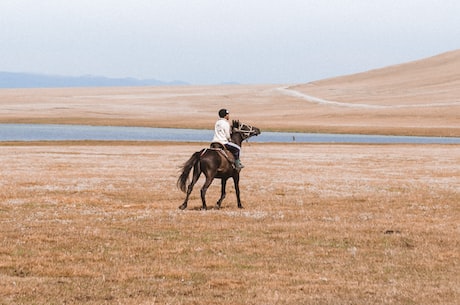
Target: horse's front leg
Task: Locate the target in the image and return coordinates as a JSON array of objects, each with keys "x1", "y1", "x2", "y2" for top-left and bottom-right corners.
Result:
[
  {"x1": 233, "y1": 173, "x2": 243, "y2": 208},
  {"x1": 216, "y1": 178, "x2": 227, "y2": 209}
]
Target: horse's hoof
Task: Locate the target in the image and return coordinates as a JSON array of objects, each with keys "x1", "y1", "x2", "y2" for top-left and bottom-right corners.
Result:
[
  {"x1": 200, "y1": 206, "x2": 207, "y2": 211},
  {"x1": 178, "y1": 204, "x2": 186, "y2": 210},
  {"x1": 238, "y1": 205, "x2": 244, "y2": 209},
  {"x1": 215, "y1": 205, "x2": 221, "y2": 210}
]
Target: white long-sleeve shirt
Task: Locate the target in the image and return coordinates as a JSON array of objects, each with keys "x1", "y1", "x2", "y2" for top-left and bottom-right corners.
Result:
[{"x1": 212, "y1": 118, "x2": 231, "y2": 144}]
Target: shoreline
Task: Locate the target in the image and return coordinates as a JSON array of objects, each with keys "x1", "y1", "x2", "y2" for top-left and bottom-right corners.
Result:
[
  {"x1": 1, "y1": 84, "x2": 459, "y2": 138},
  {"x1": 1, "y1": 120, "x2": 459, "y2": 138},
  {"x1": 1, "y1": 141, "x2": 459, "y2": 147}
]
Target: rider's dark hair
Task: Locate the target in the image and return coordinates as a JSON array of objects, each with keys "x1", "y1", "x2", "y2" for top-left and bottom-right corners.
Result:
[{"x1": 218, "y1": 108, "x2": 229, "y2": 118}]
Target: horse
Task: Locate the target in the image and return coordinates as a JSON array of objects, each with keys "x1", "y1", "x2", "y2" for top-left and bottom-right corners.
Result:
[{"x1": 177, "y1": 120, "x2": 261, "y2": 210}]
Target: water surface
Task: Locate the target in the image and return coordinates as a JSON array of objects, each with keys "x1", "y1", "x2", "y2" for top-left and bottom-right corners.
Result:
[{"x1": 1, "y1": 124, "x2": 459, "y2": 144}]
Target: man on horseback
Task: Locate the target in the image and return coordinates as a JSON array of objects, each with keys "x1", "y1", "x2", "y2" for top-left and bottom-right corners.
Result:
[
  {"x1": 212, "y1": 108, "x2": 244, "y2": 170},
  {"x1": 178, "y1": 114, "x2": 260, "y2": 210}
]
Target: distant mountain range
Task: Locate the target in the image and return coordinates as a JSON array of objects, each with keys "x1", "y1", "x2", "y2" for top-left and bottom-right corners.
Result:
[{"x1": 0, "y1": 71, "x2": 189, "y2": 88}]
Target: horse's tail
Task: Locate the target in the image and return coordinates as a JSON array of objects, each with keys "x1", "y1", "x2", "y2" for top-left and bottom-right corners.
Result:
[{"x1": 177, "y1": 150, "x2": 203, "y2": 193}]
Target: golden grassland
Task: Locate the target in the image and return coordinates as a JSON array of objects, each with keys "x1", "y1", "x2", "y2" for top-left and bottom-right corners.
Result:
[
  {"x1": 1, "y1": 50, "x2": 460, "y2": 304},
  {"x1": 1, "y1": 142, "x2": 459, "y2": 304}
]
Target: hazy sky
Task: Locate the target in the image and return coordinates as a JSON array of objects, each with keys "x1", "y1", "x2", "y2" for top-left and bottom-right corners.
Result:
[{"x1": 1, "y1": 0, "x2": 459, "y2": 84}]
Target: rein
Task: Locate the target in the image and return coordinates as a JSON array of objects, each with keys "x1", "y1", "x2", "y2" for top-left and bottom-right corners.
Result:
[{"x1": 233, "y1": 122, "x2": 257, "y2": 140}]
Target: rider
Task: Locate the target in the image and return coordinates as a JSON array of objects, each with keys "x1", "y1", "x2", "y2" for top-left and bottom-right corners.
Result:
[{"x1": 212, "y1": 108, "x2": 244, "y2": 170}]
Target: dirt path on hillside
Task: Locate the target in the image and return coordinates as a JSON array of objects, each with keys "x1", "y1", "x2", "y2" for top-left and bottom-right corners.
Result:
[{"x1": 278, "y1": 86, "x2": 460, "y2": 109}]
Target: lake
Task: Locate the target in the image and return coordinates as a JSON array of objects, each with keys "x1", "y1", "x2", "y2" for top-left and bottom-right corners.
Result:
[{"x1": 1, "y1": 124, "x2": 460, "y2": 144}]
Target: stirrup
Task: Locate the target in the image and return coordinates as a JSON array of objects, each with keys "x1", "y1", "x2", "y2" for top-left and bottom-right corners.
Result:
[{"x1": 235, "y1": 160, "x2": 244, "y2": 170}]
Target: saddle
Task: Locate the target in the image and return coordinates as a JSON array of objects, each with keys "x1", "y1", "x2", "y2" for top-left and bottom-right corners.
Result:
[
  {"x1": 209, "y1": 142, "x2": 236, "y2": 169},
  {"x1": 210, "y1": 142, "x2": 225, "y2": 150}
]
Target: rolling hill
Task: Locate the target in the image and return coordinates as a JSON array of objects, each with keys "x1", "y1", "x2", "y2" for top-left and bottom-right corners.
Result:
[
  {"x1": 291, "y1": 49, "x2": 460, "y2": 106},
  {"x1": 0, "y1": 49, "x2": 458, "y2": 136},
  {"x1": 0, "y1": 72, "x2": 188, "y2": 88}
]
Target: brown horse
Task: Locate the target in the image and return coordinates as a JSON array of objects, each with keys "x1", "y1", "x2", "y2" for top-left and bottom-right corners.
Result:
[{"x1": 177, "y1": 120, "x2": 261, "y2": 210}]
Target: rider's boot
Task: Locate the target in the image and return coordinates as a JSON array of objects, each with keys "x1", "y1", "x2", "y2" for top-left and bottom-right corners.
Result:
[{"x1": 235, "y1": 159, "x2": 244, "y2": 170}]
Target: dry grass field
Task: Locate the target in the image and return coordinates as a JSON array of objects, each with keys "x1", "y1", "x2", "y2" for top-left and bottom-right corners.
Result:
[
  {"x1": 1, "y1": 50, "x2": 459, "y2": 304},
  {"x1": 0, "y1": 142, "x2": 459, "y2": 304}
]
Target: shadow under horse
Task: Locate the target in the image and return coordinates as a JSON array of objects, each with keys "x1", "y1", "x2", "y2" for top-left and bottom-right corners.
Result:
[{"x1": 177, "y1": 120, "x2": 261, "y2": 210}]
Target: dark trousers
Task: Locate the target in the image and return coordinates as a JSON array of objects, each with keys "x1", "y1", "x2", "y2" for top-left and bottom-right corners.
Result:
[{"x1": 225, "y1": 143, "x2": 240, "y2": 159}]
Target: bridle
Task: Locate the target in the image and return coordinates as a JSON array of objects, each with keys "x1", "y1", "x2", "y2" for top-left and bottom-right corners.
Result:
[{"x1": 232, "y1": 121, "x2": 258, "y2": 140}]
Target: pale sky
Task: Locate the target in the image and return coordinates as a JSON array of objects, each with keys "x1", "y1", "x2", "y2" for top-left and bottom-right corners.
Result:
[{"x1": 1, "y1": 0, "x2": 459, "y2": 84}]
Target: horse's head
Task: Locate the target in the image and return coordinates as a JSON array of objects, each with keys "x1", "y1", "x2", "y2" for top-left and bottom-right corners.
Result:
[{"x1": 232, "y1": 120, "x2": 261, "y2": 142}]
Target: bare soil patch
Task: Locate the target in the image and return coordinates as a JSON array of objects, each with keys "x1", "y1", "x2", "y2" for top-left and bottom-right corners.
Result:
[{"x1": 1, "y1": 143, "x2": 458, "y2": 304}]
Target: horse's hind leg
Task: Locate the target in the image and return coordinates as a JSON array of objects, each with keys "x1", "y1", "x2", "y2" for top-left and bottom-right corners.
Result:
[
  {"x1": 200, "y1": 176, "x2": 214, "y2": 210},
  {"x1": 216, "y1": 178, "x2": 227, "y2": 209},
  {"x1": 178, "y1": 182, "x2": 194, "y2": 210},
  {"x1": 179, "y1": 188, "x2": 190, "y2": 210},
  {"x1": 179, "y1": 168, "x2": 201, "y2": 210}
]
